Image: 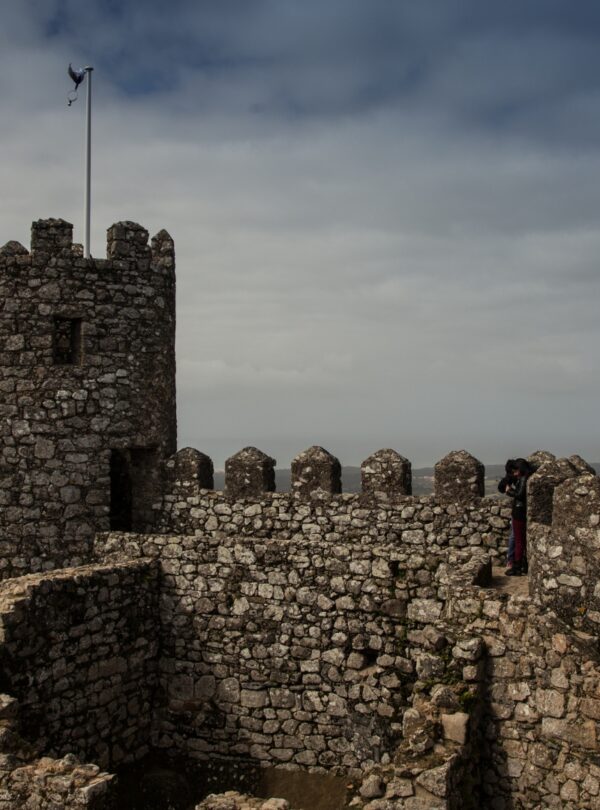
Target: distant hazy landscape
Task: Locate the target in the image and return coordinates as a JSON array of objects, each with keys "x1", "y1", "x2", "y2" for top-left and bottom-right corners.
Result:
[{"x1": 213, "y1": 463, "x2": 598, "y2": 496}]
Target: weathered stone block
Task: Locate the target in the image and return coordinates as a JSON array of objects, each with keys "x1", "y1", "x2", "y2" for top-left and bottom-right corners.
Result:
[
  {"x1": 240, "y1": 689, "x2": 267, "y2": 708},
  {"x1": 535, "y1": 688, "x2": 565, "y2": 718},
  {"x1": 171, "y1": 447, "x2": 214, "y2": 490},
  {"x1": 541, "y1": 717, "x2": 597, "y2": 749},
  {"x1": 527, "y1": 459, "x2": 578, "y2": 526},
  {"x1": 527, "y1": 449, "x2": 556, "y2": 470},
  {"x1": 291, "y1": 446, "x2": 341, "y2": 497},
  {"x1": 407, "y1": 599, "x2": 442, "y2": 623},
  {"x1": 224, "y1": 447, "x2": 276, "y2": 498},
  {"x1": 359, "y1": 774, "x2": 385, "y2": 799},
  {"x1": 107, "y1": 221, "x2": 150, "y2": 261},
  {"x1": 441, "y1": 711, "x2": 469, "y2": 744},
  {"x1": 415, "y1": 756, "x2": 459, "y2": 798},
  {"x1": 568, "y1": 454, "x2": 596, "y2": 475},
  {"x1": 434, "y1": 450, "x2": 484, "y2": 503},
  {"x1": 216, "y1": 678, "x2": 241, "y2": 704},
  {"x1": 361, "y1": 449, "x2": 412, "y2": 498},
  {"x1": 31, "y1": 218, "x2": 73, "y2": 255}
]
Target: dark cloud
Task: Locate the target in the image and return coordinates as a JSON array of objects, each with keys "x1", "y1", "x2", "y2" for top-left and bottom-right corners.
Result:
[
  {"x1": 2, "y1": 2, "x2": 600, "y2": 466},
  {"x1": 20, "y1": 1, "x2": 600, "y2": 127}
]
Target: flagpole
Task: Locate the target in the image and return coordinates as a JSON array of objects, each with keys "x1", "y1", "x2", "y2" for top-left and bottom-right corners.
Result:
[{"x1": 84, "y1": 66, "x2": 93, "y2": 259}]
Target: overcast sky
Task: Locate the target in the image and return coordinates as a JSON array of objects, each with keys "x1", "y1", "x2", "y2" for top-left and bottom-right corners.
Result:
[{"x1": 2, "y1": 1, "x2": 600, "y2": 469}]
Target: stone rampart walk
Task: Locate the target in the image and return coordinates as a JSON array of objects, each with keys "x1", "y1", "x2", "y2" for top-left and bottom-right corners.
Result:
[{"x1": 491, "y1": 566, "x2": 530, "y2": 597}]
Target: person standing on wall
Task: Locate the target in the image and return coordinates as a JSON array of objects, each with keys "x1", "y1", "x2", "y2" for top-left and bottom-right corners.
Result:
[
  {"x1": 504, "y1": 458, "x2": 531, "y2": 576},
  {"x1": 498, "y1": 459, "x2": 517, "y2": 574}
]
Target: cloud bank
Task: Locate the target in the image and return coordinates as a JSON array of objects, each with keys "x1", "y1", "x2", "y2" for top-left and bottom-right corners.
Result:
[{"x1": 2, "y1": 1, "x2": 600, "y2": 467}]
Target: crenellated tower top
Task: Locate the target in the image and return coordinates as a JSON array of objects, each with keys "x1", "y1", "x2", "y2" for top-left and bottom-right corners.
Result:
[{"x1": 0, "y1": 218, "x2": 175, "y2": 274}]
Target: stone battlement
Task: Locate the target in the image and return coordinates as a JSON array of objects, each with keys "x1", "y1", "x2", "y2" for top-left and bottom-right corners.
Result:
[
  {"x1": 166, "y1": 446, "x2": 485, "y2": 502},
  {"x1": 0, "y1": 217, "x2": 175, "y2": 270},
  {"x1": 157, "y1": 448, "x2": 512, "y2": 561}
]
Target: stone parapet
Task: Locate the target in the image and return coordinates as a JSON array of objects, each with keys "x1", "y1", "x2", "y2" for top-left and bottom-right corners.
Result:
[
  {"x1": 30, "y1": 218, "x2": 73, "y2": 256},
  {"x1": 530, "y1": 474, "x2": 600, "y2": 633},
  {"x1": 106, "y1": 220, "x2": 151, "y2": 265},
  {"x1": 168, "y1": 446, "x2": 214, "y2": 491},
  {"x1": 527, "y1": 457, "x2": 579, "y2": 526},
  {"x1": 291, "y1": 445, "x2": 342, "y2": 497},
  {"x1": 224, "y1": 447, "x2": 276, "y2": 498},
  {"x1": 156, "y1": 487, "x2": 511, "y2": 558},
  {"x1": 361, "y1": 448, "x2": 412, "y2": 498},
  {"x1": 434, "y1": 451, "x2": 485, "y2": 504}
]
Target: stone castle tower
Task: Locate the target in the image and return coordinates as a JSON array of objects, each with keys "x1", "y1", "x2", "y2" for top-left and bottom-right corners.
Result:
[{"x1": 0, "y1": 218, "x2": 177, "y2": 576}]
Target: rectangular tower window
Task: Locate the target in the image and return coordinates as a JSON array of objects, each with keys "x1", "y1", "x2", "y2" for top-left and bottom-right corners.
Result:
[{"x1": 53, "y1": 317, "x2": 82, "y2": 365}]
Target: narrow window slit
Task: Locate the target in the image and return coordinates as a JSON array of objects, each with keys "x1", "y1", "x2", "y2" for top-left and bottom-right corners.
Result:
[{"x1": 53, "y1": 317, "x2": 82, "y2": 365}]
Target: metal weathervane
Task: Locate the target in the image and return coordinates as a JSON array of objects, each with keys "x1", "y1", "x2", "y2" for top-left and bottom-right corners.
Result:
[{"x1": 67, "y1": 64, "x2": 94, "y2": 258}]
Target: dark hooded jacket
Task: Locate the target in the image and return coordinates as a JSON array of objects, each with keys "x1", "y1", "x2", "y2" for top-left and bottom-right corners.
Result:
[
  {"x1": 506, "y1": 476, "x2": 527, "y2": 521},
  {"x1": 497, "y1": 476, "x2": 512, "y2": 495}
]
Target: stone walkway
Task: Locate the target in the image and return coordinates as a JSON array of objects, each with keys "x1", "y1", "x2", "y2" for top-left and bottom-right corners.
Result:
[{"x1": 491, "y1": 566, "x2": 530, "y2": 597}]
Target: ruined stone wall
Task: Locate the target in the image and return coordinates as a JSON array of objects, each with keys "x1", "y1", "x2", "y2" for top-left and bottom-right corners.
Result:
[
  {"x1": 529, "y1": 471, "x2": 600, "y2": 635},
  {"x1": 156, "y1": 447, "x2": 512, "y2": 560},
  {"x1": 0, "y1": 219, "x2": 177, "y2": 578},
  {"x1": 444, "y1": 581, "x2": 600, "y2": 810},
  {"x1": 0, "y1": 751, "x2": 115, "y2": 810},
  {"x1": 0, "y1": 692, "x2": 116, "y2": 809},
  {"x1": 90, "y1": 457, "x2": 600, "y2": 810},
  {"x1": 1, "y1": 481, "x2": 596, "y2": 809},
  {"x1": 94, "y1": 530, "x2": 490, "y2": 782},
  {"x1": 0, "y1": 560, "x2": 159, "y2": 771}
]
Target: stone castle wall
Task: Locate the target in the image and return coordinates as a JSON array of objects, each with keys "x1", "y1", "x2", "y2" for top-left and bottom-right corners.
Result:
[
  {"x1": 93, "y1": 530, "x2": 490, "y2": 781},
  {"x1": 2, "y1": 218, "x2": 600, "y2": 809},
  {"x1": 0, "y1": 492, "x2": 596, "y2": 809},
  {"x1": 89, "y1": 456, "x2": 600, "y2": 810},
  {"x1": 441, "y1": 575, "x2": 600, "y2": 809},
  {"x1": 0, "y1": 452, "x2": 596, "y2": 808},
  {"x1": 156, "y1": 447, "x2": 512, "y2": 561},
  {"x1": 529, "y1": 469, "x2": 600, "y2": 635},
  {"x1": 0, "y1": 219, "x2": 177, "y2": 578},
  {"x1": 0, "y1": 561, "x2": 159, "y2": 770}
]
